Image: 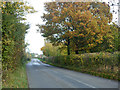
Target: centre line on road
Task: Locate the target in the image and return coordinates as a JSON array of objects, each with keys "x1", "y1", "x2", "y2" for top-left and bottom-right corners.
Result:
[{"x1": 67, "y1": 76, "x2": 96, "y2": 88}]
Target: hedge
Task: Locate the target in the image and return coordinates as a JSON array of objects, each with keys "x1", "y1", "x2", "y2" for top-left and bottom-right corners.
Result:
[{"x1": 43, "y1": 52, "x2": 120, "y2": 80}]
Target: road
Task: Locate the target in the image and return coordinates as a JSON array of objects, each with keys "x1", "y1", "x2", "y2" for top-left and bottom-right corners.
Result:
[{"x1": 26, "y1": 58, "x2": 119, "y2": 89}]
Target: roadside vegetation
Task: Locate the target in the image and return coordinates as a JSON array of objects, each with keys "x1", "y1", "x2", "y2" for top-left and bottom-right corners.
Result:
[
  {"x1": 37, "y1": 1, "x2": 120, "y2": 81},
  {"x1": 39, "y1": 52, "x2": 119, "y2": 81},
  {"x1": 2, "y1": 63, "x2": 28, "y2": 88},
  {"x1": 0, "y1": 41, "x2": 1, "y2": 89},
  {"x1": 1, "y1": 1, "x2": 35, "y2": 88}
]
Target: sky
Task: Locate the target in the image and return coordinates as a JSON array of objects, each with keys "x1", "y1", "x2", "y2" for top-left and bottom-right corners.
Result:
[
  {"x1": 24, "y1": 0, "x2": 119, "y2": 55},
  {"x1": 25, "y1": 0, "x2": 52, "y2": 55}
]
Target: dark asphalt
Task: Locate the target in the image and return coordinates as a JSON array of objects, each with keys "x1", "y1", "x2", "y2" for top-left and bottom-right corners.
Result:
[{"x1": 26, "y1": 58, "x2": 119, "y2": 89}]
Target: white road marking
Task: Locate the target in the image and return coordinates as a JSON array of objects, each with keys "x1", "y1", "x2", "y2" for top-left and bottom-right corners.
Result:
[
  {"x1": 46, "y1": 69, "x2": 96, "y2": 88},
  {"x1": 67, "y1": 76, "x2": 96, "y2": 88}
]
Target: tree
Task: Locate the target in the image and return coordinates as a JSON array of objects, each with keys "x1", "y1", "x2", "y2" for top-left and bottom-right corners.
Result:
[
  {"x1": 41, "y1": 42, "x2": 62, "y2": 56},
  {"x1": 37, "y1": 1, "x2": 113, "y2": 55},
  {"x1": 109, "y1": 23, "x2": 120, "y2": 52}
]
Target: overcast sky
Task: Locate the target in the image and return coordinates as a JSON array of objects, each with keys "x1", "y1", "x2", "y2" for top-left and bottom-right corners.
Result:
[
  {"x1": 25, "y1": 0, "x2": 52, "y2": 54},
  {"x1": 24, "y1": 0, "x2": 119, "y2": 55}
]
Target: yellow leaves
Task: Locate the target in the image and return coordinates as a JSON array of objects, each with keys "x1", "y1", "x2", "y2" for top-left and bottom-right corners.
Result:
[
  {"x1": 66, "y1": 22, "x2": 71, "y2": 26},
  {"x1": 1, "y1": 4, "x2": 3, "y2": 7},
  {"x1": 63, "y1": 7, "x2": 67, "y2": 12},
  {"x1": 51, "y1": 13, "x2": 54, "y2": 16},
  {"x1": 88, "y1": 43, "x2": 96, "y2": 48},
  {"x1": 80, "y1": 23, "x2": 84, "y2": 26},
  {"x1": 87, "y1": 4, "x2": 90, "y2": 8},
  {"x1": 61, "y1": 10, "x2": 65, "y2": 14},
  {"x1": 19, "y1": 2, "x2": 24, "y2": 5},
  {"x1": 20, "y1": 6, "x2": 23, "y2": 9},
  {"x1": 98, "y1": 40, "x2": 102, "y2": 44},
  {"x1": 91, "y1": 32, "x2": 95, "y2": 36},
  {"x1": 52, "y1": 16, "x2": 59, "y2": 22},
  {"x1": 96, "y1": 35, "x2": 104, "y2": 42},
  {"x1": 3, "y1": 1, "x2": 6, "y2": 4},
  {"x1": 100, "y1": 37, "x2": 103, "y2": 41},
  {"x1": 69, "y1": 10, "x2": 74, "y2": 16},
  {"x1": 109, "y1": 45, "x2": 113, "y2": 48},
  {"x1": 79, "y1": 34, "x2": 84, "y2": 37},
  {"x1": 4, "y1": 39, "x2": 12, "y2": 45},
  {"x1": 69, "y1": 4, "x2": 73, "y2": 8},
  {"x1": 41, "y1": 47, "x2": 45, "y2": 51},
  {"x1": 24, "y1": 6, "x2": 29, "y2": 10}
]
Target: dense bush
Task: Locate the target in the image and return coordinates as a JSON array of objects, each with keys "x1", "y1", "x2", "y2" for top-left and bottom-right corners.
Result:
[{"x1": 44, "y1": 52, "x2": 119, "y2": 80}]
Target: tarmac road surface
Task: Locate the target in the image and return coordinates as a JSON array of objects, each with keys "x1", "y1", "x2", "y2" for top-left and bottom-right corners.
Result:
[{"x1": 26, "y1": 58, "x2": 119, "y2": 89}]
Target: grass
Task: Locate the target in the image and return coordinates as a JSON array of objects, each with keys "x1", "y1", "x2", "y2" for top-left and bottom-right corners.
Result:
[
  {"x1": 38, "y1": 52, "x2": 120, "y2": 81},
  {"x1": 47, "y1": 63, "x2": 119, "y2": 81},
  {"x1": 0, "y1": 62, "x2": 1, "y2": 89},
  {"x1": 2, "y1": 64, "x2": 28, "y2": 88}
]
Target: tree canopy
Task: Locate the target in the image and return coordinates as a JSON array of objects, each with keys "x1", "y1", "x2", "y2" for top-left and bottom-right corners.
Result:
[{"x1": 37, "y1": 1, "x2": 118, "y2": 55}]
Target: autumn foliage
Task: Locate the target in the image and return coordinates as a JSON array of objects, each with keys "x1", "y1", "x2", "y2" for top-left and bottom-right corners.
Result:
[
  {"x1": 38, "y1": 2, "x2": 119, "y2": 55},
  {"x1": 1, "y1": 2, "x2": 35, "y2": 78}
]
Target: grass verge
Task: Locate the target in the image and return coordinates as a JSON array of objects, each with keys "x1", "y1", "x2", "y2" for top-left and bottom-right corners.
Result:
[
  {"x1": 2, "y1": 64, "x2": 28, "y2": 88},
  {"x1": 52, "y1": 64, "x2": 119, "y2": 81}
]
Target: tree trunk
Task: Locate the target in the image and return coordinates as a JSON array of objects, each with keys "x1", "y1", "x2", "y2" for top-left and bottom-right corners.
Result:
[{"x1": 75, "y1": 43, "x2": 79, "y2": 54}]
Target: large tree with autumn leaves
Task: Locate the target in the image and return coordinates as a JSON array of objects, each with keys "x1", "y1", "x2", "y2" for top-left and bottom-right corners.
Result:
[{"x1": 37, "y1": 1, "x2": 115, "y2": 55}]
